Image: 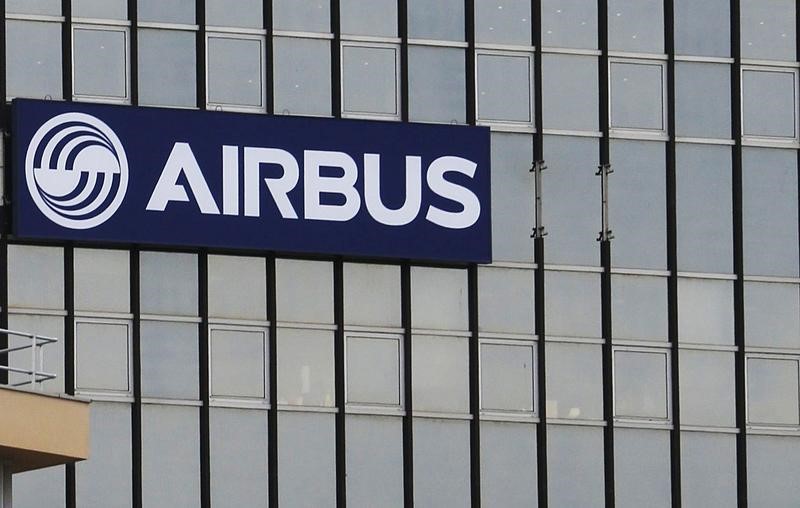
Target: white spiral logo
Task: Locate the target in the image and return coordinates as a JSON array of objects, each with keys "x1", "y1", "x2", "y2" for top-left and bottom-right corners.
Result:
[{"x1": 25, "y1": 112, "x2": 128, "y2": 229}]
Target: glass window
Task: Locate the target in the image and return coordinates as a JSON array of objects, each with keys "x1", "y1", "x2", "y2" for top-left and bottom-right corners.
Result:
[
  {"x1": 477, "y1": 52, "x2": 533, "y2": 125},
  {"x1": 13, "y1": 466, "x2": 64, "y2": 507},
  {"x1": 411, "y1": 267, "x2": 468, "y2": 331},
  {"x1": 342, "y1": 44, "x2": 399, "y2": 117},
  {"x1": 276, "y1": 328, "x2": 334, "y2": 407},
  {"x1": 742, "y1": 148, "x2": 799, "y2": 277},
  {"x1": 207, "y1": 35, "x2": 264, "y2": 110},
  {"x1": 747, "y1": 356, "x2": 800, "y2": 426},
  {"x1": 546, "y1": 342, "x2": 603, "y2": 420},
  {"x1": 614, "y1": 429, "x2": 671, "y2": 508},
  {"x1": 490, "y1": 133, "x2": 534, "y2": 262},
  {"x1": 541, "y1": 0, "x2": 598, "y2": 50},
  {"x1": 206, "y1": 0, "x2": 262, "y2": 28},
  {"x1": 676, "y1": 144, "x2": 733, "y2": 273},
  {"x1": 681, "y1": 432, "x2": 737, "y2": 508},
  {"x1": 76, "y1": 402, "x2": 132, "y2": 508},
  {"x1": 273, "y1": 37, "x2": 331, "y2": 116},
  {"x1": 546, "y1": 271, "x2": 601, "y2": 338},
  {"x1": 277, "y1": 412, "x2": 336, "y2": 507},
  {"x1": 742, "y1": 68, "x2": 798, "y2": 140},
  {"x1": 741, "y1": 0, "x2": 797, "y2": 61},
  {"x1": 273, "y1": 0, "x2": 330, "y2": 33},
  {"x1": 609, "y1": 60, "x2": 665, "y2": 132},
  {"x1": 612, "y1": 275, "x2": 668, "y2": 342},
  {"x1": 745, "y1": 282, "x2": 800, "y2": 350},
  {"x1": 138, "y1": 0, "x2": 194, "y2": 23},
  {"x1": 408, "y1": 0, "x2": 464, "y2": 41},
  {"x1": 340, "y1": 0, "x2": 397, "y2": 37},
  {"x1": 478, "y1": 266, "x2": 534, "y2": 335},
  {"x1": 547, "y1": 425, "x2": 605, "y2": 507},
  {"x1": 679, "y1": 350, "x2": 735, "y2": 427},
  {"x1": 75, "y1": 320, "x2": 131, "y2": 395},
  {"x1": 542, "y1": 135, "x2": 600, "y2": 266},
  {"x1": 480, "y1": 341, "x2": 535, "y2": 413},
  {"x1": 609, "y1": 140, "x2": 667, "y2": 269},
  {"x1": 608, "y1": 0, "x2": 664, "y2": 53},
  {"x1": 412, "y1": 335, "x2": 469, "y2": 413},
  {"x1": 678, "y1": 278, "x2": 734, "y2": 346},
  {"x1": 72, "y1": 0, "x2": 127, "y2": 19},
  {"x1": 344, "y1": 263, "x2": 401, "y2": 328},
  {"x1": 210, "y1": 327, "x2": 267, "y2": 401},
  {"x1": 73, "y1": 27, "x2": 128, "y2": 101},
  {"x1": 748, "y1": 435, "x2": 800, "y2": 506},
  {"x1": 675, "y1": 62, "x2": 731, "y2": 139},
  {"x1": 614, "y1": 349, "x2": 669, "y2": 420},
  {"x1": 74, "y1": 248, "x2": 130, "y2": 313},
  {"x1": 6, "y1": 20, "x2": 63, "y2": 100},
  {"x1": 346, "y1": 334, "x2": 402, "y2": 407},
  {"x1": 408, "y1": 45, "x2": 465, "y2": 124},
  {"x1": 138, "y1": 28, "x2": 196, "y2": 108},
  {"x1": 140, "y1": 251, "x2": 198, "y2": 316},
  {"x1": 209, "y1": 408, "x2": 268, "y2": 507},
  {"x1": 141, "y1": 405, "x2": 200, "y2": 508},
  {"x1": 542, "y1": 54, "x2": 599, "y2": 132},
  {"x1": 8, "y1": 314, "x2": 65, "y2": 394},
  {"x1": 674, "y1": 0, "x2": 730, "y2": 57},
  {"x1": 8, "y1": 245, "x2": 64, "y2": 310},
  {"x1": 276, "y1": 259, "x2": 333, "y2": 324},
  {"x1": 6, "y1": 0, "x2": 60, "y2": 15},
  {"x1": 346, "y1": 416, "x2": 404, "y2": 507},
  {"x1": 480, "y1": 422, "x2": 537, "y2": 505},
  {"x1": 413, "y1": 418, "x2": 471, "y2": 506},
  {"x1": 140, "y1": 321, "x2": 199, "y2": 400},
  {"x1": 208, "y1": 255, "x2": 267, "y2": 321},
  {"x1": 475, "y1": 0, "x2": 531, "y2": 46}
]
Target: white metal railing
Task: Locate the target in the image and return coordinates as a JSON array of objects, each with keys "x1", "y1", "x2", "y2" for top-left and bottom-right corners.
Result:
[{"x1": 0, "y1": 328, "x2": 58, "y2": 389}]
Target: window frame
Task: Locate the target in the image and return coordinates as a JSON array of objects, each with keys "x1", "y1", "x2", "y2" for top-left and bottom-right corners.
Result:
[
  {"x1": 740, "y1": 65, "x2": 800, "y2": 146},
  {"x1": 73, "y1": 316, "x2": 133, "y2": 401},
  {"x1": 608, "y1": 56, "x2": 669, "y2": 139},
  {"x1": 478, "y1": 337, "x2": 538, "y2": 421},
  {"x1": 745, "y1": 353, "x2": 800, "y2": 431},
  {"x1": 208, "y1": 323, "x2": 269, "y2": 409},
  {"x1": 475, "y1": 48, "x2": 536, "y2": 132},
  {"x1": 340, "y1": 40, "x2": 402, "y2": 121},
  {"x1": 612, "y1": 345, "x2": 672, "y2": 425},
  {"x1": 204, "y1": 30, "x2": 267, "y2": 113},
  {"x1": 343, "y1": 331, "x2": 404, "y2": 415},
  {"x1": 71, "y1": 22, "x2": 131, "y2": 104}
]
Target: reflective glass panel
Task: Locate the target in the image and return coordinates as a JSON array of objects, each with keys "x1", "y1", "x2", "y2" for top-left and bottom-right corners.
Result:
[
  {"x1": 276, "y1": 328, "x2": 334, "y2": 407},
  {"x1": 677, "y1": 278, "x2": 734, "y2": 346},
  {"x1": 344, "y1": 263, "x2": 401, "y2": 328},
  {"x1": 745, "y1": 282, "x2": 800, "y2": 350},
  {"x1": 748, "y1": 436, "x2": 800, "y2": 506},
  {"x1": 679, "y1": 350, "x2": 735, "y2": 427},
  {"x1": 614, "y1": 350, "x2": 669, "y2": 419},
  {"x1": 412, "y1": 335, "x2": 469, "y2": 413},
  {"x1": 675, "y1": 62, "x2": 731, "y2": 139},
  {"x1": 547, "y1": 425, "x2": 605, "y2": 507},
  {"x1": 413, "y1": 418, "x2": 471, "y2": 506},
  {"x1": 138, "y1": 28, "x2": 196, "y2": 107},
  {"x1": 273, "y1": 0, "x2": 330, "y2": 33},
  {"x1": 6, "y1": 20, "x2": 63, "y2": 100},
  {"x1": 480, "y1": 422, "x2": 537, "y2": 505},
  {"x1": 741, "y1": 0, "x2": 796, "y2": 61},
  {"x1": 612, "y1": 275, "x2": 668, "y2": 342},
  {"x1": 546, "y1": 342, "x2": 603, "y2": 420},
  {"x1": 480, "y1": 342, "x2": 535, "y2": 412},
  {"x1": 478, "y1": 266, "x2": 535, "y2": 335},
  {"x1": 73, "y1": 0, "x2": 127, "y2": 19},
  {"x1": 681, "y1": 432, "x2": 737, "y2": 508},
  {"x1": 207, "y1": 36, "x2": 263, "y2": 109},
  {"x1": 674, "y1": 0, "x2": 730, "y2": 57},
  {"x1": 411, "y1": 267, "x2": 468, "y2": 331},
  {"x1": 408, "y1": 45, "x2": 465, "y2": 123},
  {"x1": 747, "y1": 357, "x2": 800, "y2": 426},
  {"x1": 210, "y1": 328, "x2": 266, "y2": 399},
  {"x1": 490, "y1": 133, "x2": 534, "y2": 262},
  {"x1": 475, "y1": 0, "x2": 531, "y2": 46},
  {"x1": 610, "y1": 61, "x2": 665, "y2": 131},
  {"x1": 742, "y1": 69, "x2": 797, "y2": 139},
  {"x1": 140, "y1": 321, "x2": 199, "y2": 400},
  {"x1": 342, "y1": 45, "x2": 399, "y2": 116},
  {"x1": 273, "y1": 37, "x2": 331, "y2": 116},
  {"x1": 73, "y1": 28, "x2": 128, "y2": 99},
  {"x1": 138, "y1": 0, "x2": 194, "y2": 23},
  {"x1": 206, "y1": 0, "x2": 262, "y2": 28},
  {"x1": 608, "y1": 0, "x2": 664, "y2": 53},
  {"x1": 408, "y1": 0, "x2": 464, "y2": 41},
  {"x1": 614, "y1": 429, "x2": 671, "y2": 508},
  {"x1": 277, "y1": 412, "x2": 336, "y2": 507},
  {"x1": 477, "y1": 53, "x2": 533, "y2": 124},
  {"x1": 346, "y1": 416, "x2": 404, "y2": 507},
  {"x1": 209, "y1": 409, "x2": 269, "y2": 507},
  {"x1": 545, "y1": 271, "x2": 601, "y2": 338},
  {"x1": 346, "y1": 335, "x2": 401, "y2": 406},
  {"x1": 542, "y1": 54, "x2": 599, "y2": 132},
  {"x1": 541, "y1": 0, "x2": 598, "y2": 49},
  {"x1": 75, "y1": 321, "x2": 130, "y2": 393},
  {"x1": 7, "y1": 0, "x2": 60, "y2": 15},
  {"x1": 340, "y1": 0, "x2": 397, "y2": 37}
]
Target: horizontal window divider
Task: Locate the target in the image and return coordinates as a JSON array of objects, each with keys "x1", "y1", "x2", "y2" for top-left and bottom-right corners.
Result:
[
  {"x1": 676, "y1": 271, "x2": 737, "y2": 280},
  {"x1": 680, "y1": 425, "x2": 740, "y2": 434},
  {"x1": 546, "y1": 418, "x2": 607, "y2": 427},
  {"x1": 272, "y1": 30, "x2": 334, "y2": 40},
  {"x1": 475, "y1": 42, "x2": 535, "y2": 53},
  {"x1": 276, "y1": 404, "x2": 338, "y2": 413},
  {"x1": 740, "y1": 58, "x2": 800, "y2": 69},
  {"x1": 741, "y1": 137, "x2": 800, "y2": 149},
  {"x1": 136, "y1": 21, "x2": 200, "y2": 31},
  {"x1": 407, "y1": 38, "x2": 469, "y2": 49},
  {"x1": 613, "y1": 419, "x2": 673, "y2": 430},
  {"x1": 141, "y1": 398, "x2": 203, "y2": 407},
  {"x1": 8, "y1": 307, "x2": 68, "y2": 317},
  {"x1": 674, "y1": 55, "x2": 735, "y2": 64},
  {"x1": 207, "y1": 318, "x2": 270, "y2": 328},
  {"x1": 478, "y1": 122, "x2": 536, "y2": 134},
  {"x1": 72, "y1": 17, "x2": 130, "y2": 27},
  {"x1": 677, "y1": 343, "x2": 738, "y2": 353},
  {"x1": 674, "y1": 136, "x2": 735, "y2": 146},
  {"x1": 341, "y1": 112, "x2": 402, "y2": 122},
  {"x1": 612, "y1": 340, "x2": 672, "y2": 350},
  {"x1": 140, "y1": 314, "x2": 202, "y2": 324},
  {"x1": 206, "y1": 103, "x2": 267, "y2": 114},
  {"x1": 5, "y1": 13, "x2": 65, "y2": 23},
  {"x1": 541, "y1": 47, "x2": 601, "y2": 56},
  {"x1": 407, "y1": 117, "x2": 468, "y2": 126},
  {"x1": 745, "y1": 426, "x2": 800, "y2": 436},
  {"x1": 344, "y1": 329, "x2": 403, "y2": 339},
  {"x1": 543, "y1": 264, "x2": 603, "y2": 273},
  {"x1": 489, "y1": 260, "x2": 537, "y2": 270},
  {"x1": 208, "y1": 398, "x2": 269, "y2": 410},
  {"x1": 206, "y1": 26, "x2": 267, "y2": 36},
  {"x1": 342, "y1": 35, "x2": 402, "y2": 44},
  {"x1": 74, "y1": 391, "x2": 134, "y2": 404},
  {"x1": 138, "y1": 102, "x2": 199, "y2": 111},
  {"x1": 608, "y1": 129, "x2": 669, "y2": 141},
  {"x1": 479, "y1": 412, "x2": 538, "y2": 424},
  {"x1": 608, "y1": 51, "x2": 668, "y2": 61},
  {"x1": 541, "y1": 128, "x2": 603, "y2": 138},
  {"x1": 73, "y1": 95, "x2": 131, "y2": 106},
  {"x1": 74, "y1": 311, "x2": 134, "y2": 320},
  {"x1": 410, "y1": 329, "x2": 471, "y2": 339},
  {"x1": 742, "y1": 274, "x2": 800, "y2": 284},
  {"x1": 545, "y1": 336, "x2": 605, "y2": 345},
  {"x1": 610, "y1": 267, "x2": 670, "y2": 277},
  {"x1": 744, "y1": 348, "x2": 800, "y2": 357},
  {"x1": 344, "y1": 405, "x2": 405, "y2": 417},
  {"x1": 343, "y1": 325, "x2": 404, "y2": 335},
  {"x1": 479, "y1": 332, "x2": 537, "y2": 342},
  {"x1": 276, "y1": 322, "x2": 337, "y2": 331},
  {"x1": 411, "y1": 411, "x2": 473, "y2": 420}
]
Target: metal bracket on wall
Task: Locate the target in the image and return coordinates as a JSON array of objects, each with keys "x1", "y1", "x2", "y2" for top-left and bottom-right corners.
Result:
[
  {"x1": 597, "y1": 163, "x2": 614, "y2": 242},
  {"x1": 530, "y1": 160, "x2": 547, "y2": 239}
]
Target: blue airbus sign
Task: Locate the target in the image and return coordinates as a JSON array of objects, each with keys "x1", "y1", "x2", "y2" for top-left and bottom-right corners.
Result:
[{"x1": 12, "y1": 99, "x2": 491, "y2": 263}]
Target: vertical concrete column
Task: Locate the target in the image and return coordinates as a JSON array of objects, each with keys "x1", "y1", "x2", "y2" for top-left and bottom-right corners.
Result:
[{"x1": 0, "y1": 461, "x2": 11, "y2": 508}]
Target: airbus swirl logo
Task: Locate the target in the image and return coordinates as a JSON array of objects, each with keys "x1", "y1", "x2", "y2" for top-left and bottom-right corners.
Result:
[{"x1": 25, "y1": 112, "x2": 128, "y2": 229}]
